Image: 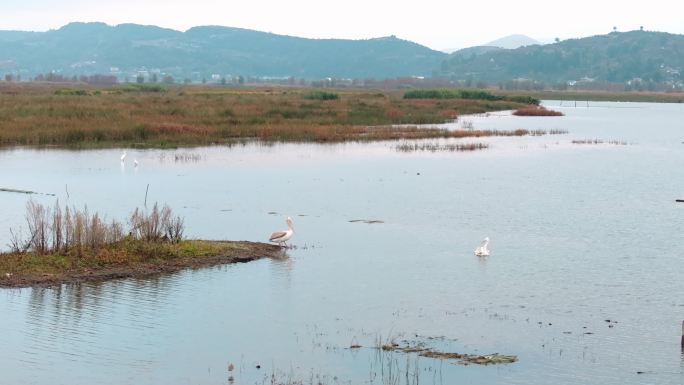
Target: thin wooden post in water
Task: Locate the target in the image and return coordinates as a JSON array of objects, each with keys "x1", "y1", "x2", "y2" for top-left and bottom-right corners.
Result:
[{"x1": 681, "y1": 321, "x2": 684, "y2": 348}]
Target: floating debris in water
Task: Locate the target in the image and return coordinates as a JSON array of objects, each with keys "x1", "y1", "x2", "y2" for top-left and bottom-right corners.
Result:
[
  {"x1": 379, "y1": 343, "x2": 517, "y2": 365},
  {"x1": 349, "y1": 219, "x2": 384, "y2": 224}
]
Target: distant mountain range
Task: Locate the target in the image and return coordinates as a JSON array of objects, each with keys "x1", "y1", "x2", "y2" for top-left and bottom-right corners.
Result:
[
  {"x1": 0, "y1": 23, "x2": 682, "y2": 85},
  {"x1": 0, "y1": 22, "x2": 445, "y2": 80},
  {"x1": 484, "y1": 34, "x2": 540, "y2": 49},
  {"x1": 439, "y1": 30, "x2": 684, "y2": 83}
]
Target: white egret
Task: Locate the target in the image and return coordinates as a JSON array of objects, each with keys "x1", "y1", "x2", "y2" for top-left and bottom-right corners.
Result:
[
  {"x1": 134, "y1": 159, "x2": 139, "y2": 167},
  {"x1": 269, "y1": 217, "x2": 294, "y2": 247},
  {"x1": 120, "y1": 151, "x2": 127, "y2": 162},
  {"x1": 474, "y1": 237, "x2": 490, "y2": 257}
]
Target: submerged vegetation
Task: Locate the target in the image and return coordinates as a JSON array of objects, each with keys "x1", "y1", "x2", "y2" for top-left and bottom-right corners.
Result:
[
  {"x1": 0, "y1": 84, "x2": 539, "y2": 148},
  {"x1": 395, "y1": 141, "x2": 489, "y2": 152},
  {"x1": 0, "y1": 201, "x2": 281, "y2": 287},
  {"x1": 572, "y1": 138, "x2": 629, "y2": 145}
]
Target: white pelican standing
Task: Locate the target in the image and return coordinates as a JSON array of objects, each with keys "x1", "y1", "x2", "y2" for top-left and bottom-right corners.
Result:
[
  {"x1": 474, "y1": 237, "x2": 490, "y2": 257},
  {"x1": 269, "y1": 217, "x2": 294, "y2": 247},
  {"x1": 134, "y1": 159, "x2": 139, "y2": 167},
  {"x1": 120, "y1": 151, "x2": 127, "y2": 162}
]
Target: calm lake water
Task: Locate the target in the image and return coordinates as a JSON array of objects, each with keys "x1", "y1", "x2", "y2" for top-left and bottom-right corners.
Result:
[{"x1": 2, "y1": 101, "x2": 684, "y2": 385}]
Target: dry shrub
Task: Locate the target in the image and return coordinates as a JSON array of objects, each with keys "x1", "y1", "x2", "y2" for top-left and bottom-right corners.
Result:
[
  {"x1": 129, "y1": 203, "x2": 184, "y2": 242},
  {"x1": 9, "y1": 200, "x2": 184, "y2": 255},
  {"x1": 25, "y1": 201, "x2": 49, "y2": 254}
]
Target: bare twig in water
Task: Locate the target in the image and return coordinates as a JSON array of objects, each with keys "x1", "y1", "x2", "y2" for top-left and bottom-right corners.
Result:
[{"x1": 144, "y1": 184, "x2": 149, "y2": 207}]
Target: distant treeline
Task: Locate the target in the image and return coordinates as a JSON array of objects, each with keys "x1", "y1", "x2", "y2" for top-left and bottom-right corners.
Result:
[
  {"x1": 31, "y1": 73, "x2": 118, "y2": 86},
  {"x1": 404, "y1": 89, "x2": 539, "y2": 105}
]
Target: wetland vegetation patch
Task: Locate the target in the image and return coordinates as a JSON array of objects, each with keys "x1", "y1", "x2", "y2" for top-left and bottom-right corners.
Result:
[{"x1": 0, "y1": 201, "x2": 282, "y2": 288}]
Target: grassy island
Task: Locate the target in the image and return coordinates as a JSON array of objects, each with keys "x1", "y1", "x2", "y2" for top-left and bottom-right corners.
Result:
[
  {"x1": 0, "y1": 239, "x2": 282, "y2": 288},
  {"x1": 0, "y1": 202, "x2": 282, "y2": 288}
]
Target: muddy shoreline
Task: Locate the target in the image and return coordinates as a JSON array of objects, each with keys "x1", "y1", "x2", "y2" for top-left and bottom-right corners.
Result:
[{"x1": 0, "y1": 240, "x2": 284, "y2": 289}]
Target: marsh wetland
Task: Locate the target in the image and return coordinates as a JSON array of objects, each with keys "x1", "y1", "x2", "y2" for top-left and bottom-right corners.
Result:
[{"x1": 2, "y1": 100, "x2": 684, "y2": 384}]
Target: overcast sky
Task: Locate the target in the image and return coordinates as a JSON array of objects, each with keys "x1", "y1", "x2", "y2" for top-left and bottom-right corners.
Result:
[{"x1": 3, "y1": 0, "x2": 683, "y2": 50}]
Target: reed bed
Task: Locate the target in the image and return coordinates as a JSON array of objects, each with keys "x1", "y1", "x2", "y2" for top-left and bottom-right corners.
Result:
[
  {"x1": 395, "y1": 142, "x2": 489, "y2": 152},
  {"x1": 495, "y1": 90, "x2": 684, "y2": 104},
  {"x1": 513, "y1": 106, "x2": 564, "y2": 116},
  {"x1": 571, "y1": 139, "x2": 629, "y2": 145},
  {"x1": 158, "y1": 152, "x2": 205, "y2": 162},
  {"x1": 0, "y1": 84, "x2": 535, "y2": 148}
]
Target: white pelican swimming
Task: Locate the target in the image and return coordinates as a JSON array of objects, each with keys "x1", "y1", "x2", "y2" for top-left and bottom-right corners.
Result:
[
  {"x1": 474, "y1": 237, "x2": 490, "y2": 256},
  {"x1": 269, "y1": 217, "x2": 294, "y2": 247},
  {"x1": 120, "y1": 151, "x2": 127, "y2": 162}
]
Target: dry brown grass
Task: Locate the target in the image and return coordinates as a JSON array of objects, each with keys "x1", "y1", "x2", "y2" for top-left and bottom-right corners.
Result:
[
  {"x1": 0, "y1": 84, "x2": 534, "y2": 147},
  {"x1": 513, "y1": 106, "x2": 564, "y2": 116}
]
